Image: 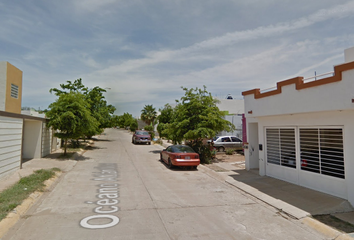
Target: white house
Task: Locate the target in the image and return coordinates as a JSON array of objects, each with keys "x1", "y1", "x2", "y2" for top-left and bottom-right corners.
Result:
[
  {"x1": 0, "y1": 62, "x2": 59, "y2": 179},
  {"x1": 215, "y1": 97, "x2": 244, "y2": 139},
  {"x1": 242, "y1": 46, "x2": 354, "y2": 206}
]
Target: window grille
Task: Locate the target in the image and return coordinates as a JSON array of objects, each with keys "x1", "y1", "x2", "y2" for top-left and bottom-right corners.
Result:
[
  {"x1": 11, "y1": 84, "x2": 19, "y2": 99},
  {"x1": 300, "y1": 128, "x2": 344, "y2": 179},
  {"x1": 266, "y1": 128, "x2": 296, "y2": 168}
]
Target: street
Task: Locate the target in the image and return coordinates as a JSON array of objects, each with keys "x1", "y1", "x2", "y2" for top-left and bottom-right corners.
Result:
[{"x1": 2, "y1": 129, "x2": 327, "y2": 240}]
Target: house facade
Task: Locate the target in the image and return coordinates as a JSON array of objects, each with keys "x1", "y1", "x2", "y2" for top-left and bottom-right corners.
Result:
[
  {"x1": 242, "y1": 46, "x2": 354, "y2": 206},
  {"x1": 0, "y1": 62, "x2": 59, "y2": 179},
  {"x1": 0, "y1": 61, "x2": 22, "y2": 114}
]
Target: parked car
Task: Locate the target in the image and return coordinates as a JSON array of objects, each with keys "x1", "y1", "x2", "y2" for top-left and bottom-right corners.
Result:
[
  {"x1": 209, "y1": 136, "x2": 242, "y2": 152},
  {"x1": 160, "y1": 145, "x2": 200, "y2": 169},
  {"x1": 132, "y1": 130, "x2": 151, "y2": 145}
]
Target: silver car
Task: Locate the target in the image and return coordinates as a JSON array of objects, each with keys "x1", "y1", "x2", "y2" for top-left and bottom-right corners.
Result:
[{"x1": 210, "y1": 136, "x2": 243, "y2": 152}]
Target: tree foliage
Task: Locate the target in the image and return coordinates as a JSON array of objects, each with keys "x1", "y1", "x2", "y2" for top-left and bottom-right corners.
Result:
[
  {"x1": 117, "y1": 113, "x2": 134, "y2": 128},
  {"x1": 48, "y1": 78, "x2": 116, "y2": 138},
  {"x1": 140, "y1": 104, "x2": 157, "y2": 126},
  {"x1": 46, "y1": 79, "x2": 116, "y2": 154},
  {"x1": 46, "y1": 92, "x2": 99, "y2": 155},
  {"x1": 164, "y1": 86, "x2": 235, "y2": 163},
  {"x1": 157, "y1": 104, "x2": 173, "y2": 138}
]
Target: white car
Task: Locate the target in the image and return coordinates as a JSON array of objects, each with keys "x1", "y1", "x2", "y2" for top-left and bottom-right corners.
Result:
[{"x1": 209, "y1": 136, "x2": 243, "y2": 152}]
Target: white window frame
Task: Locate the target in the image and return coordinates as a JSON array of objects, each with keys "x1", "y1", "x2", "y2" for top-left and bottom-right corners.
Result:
[
  {"x1": 299, "y1": 126, "x2": 344, "y2": 179},
  {"x1": 265, "y1": 127, "x2": 297, "y2": 169}
]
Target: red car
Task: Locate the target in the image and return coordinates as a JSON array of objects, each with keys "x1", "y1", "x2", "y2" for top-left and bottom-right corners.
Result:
[
  {"x1": 160, "y1": 145, "x2": 200, "y2": 169},
  {"x1": 132, "y1": 130, "x2": 151, "y2": 145}
]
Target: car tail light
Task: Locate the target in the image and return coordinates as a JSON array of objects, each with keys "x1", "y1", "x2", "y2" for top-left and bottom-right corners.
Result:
[{"x1": 195, "y1": 155, "x2": 199, "y2": 159}]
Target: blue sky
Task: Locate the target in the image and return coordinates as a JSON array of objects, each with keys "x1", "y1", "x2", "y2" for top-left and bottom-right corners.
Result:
[{"x1": 2, "y1": 0, "x2": 354, "y2": 117}]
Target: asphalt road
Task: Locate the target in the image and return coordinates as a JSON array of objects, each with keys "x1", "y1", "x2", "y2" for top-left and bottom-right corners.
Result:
[{"x1": 2, "y1": 129, "x2": 328, "y2": 240}]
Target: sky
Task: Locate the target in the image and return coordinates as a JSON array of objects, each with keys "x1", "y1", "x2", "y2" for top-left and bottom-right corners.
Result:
[{"x1": 1, "y1": 0, "x2": 354, "y2": 117}]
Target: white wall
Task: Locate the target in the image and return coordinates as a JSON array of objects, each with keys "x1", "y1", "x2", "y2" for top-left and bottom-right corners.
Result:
[
  {"x1": 216, "y1": 98, "x2": 244, "y2": 114},
  {"x1": 0, "y1": 116, "x2": 22, "y2": 177},
  {"x1": 244, "y1": 69, "x2": 354, "y2": 117},
  {"x1": 255, "y1": 110, "x2": 354, "y2": 205},
  {"x1": 41, "y1": 123, "x2": 52, "y2": 157},
  {"x1": 345, "y1": 46, "x2": 354, "y2": 63},
  {"x1": 23, "y1": 120, "x2": 42, "y2": 159},
  {"x1": 217, "y1": 114, "x2": 243, "y2": 138},
  {"x1": 0, "y1": 62, "x2": 7, "y2": 111}
]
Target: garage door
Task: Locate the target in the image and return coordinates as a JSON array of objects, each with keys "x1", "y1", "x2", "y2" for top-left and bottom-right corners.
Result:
[
  {"x1": 265, "y1": 126, "x2": 346, "y2": 198},
  {"x1": 0, "y1": 116, "x2": 23, "y2": 177}
]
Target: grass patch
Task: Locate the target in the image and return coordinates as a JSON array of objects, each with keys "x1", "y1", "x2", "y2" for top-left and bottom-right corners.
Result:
[
  {"x1": 0, "y1": 168, "x2": 60, "y2": 221},
  {"x1": 314, "y1": 214, "x2": 354, "y2": 233},
  {"x1": 225, "y1": 149, "x2": 235, "y2": 155}
]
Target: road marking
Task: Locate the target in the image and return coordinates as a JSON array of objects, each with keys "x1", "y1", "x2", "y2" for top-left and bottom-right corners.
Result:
[{"x1": 80, "y1": 163, "x2": 120, "y2": 229}]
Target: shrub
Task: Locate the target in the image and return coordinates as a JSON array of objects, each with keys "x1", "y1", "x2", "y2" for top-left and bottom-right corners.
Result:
[
  {"x1": 154, "y1": 138, "x2": 163, "y2": 145},
  {"x1": 226, "y1": 149, "x2": 235, "y2": 155},
  {"x1": 186, "y1": 140, "x2": 213, "y2": 164},
  {"x1": 144, "y1": 125, "x2": 155, "y2": 139},
  {"x1": 130, "y1": 119, "x2": 138, "y2": 132}
]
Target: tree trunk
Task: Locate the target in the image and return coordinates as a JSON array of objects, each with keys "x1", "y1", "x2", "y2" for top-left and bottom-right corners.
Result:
[{"x1": 64, "y1": 138, "x2": 68, "y2": 156}]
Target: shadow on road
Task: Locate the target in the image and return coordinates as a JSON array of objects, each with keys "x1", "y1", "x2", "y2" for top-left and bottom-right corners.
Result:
[{"x1": 149, "y1": 150, "x2": 161, "y2": 154}]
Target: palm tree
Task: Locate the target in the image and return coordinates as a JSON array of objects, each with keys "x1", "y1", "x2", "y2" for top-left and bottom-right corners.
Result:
[{"x1": 141, "y1": 105, "x2": 157, "y2": 126}]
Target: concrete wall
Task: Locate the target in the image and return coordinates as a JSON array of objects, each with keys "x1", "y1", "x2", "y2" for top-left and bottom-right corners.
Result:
[
  {"x1": 5, "y1": 62, "x2": 22, "y2": 114},
  {"x1": 23, "y1": 120, "x2": 42, "y2": 159},
  {"x1": 345, "y1": 46, "x2": 354, "y2": 63},
  {"x1": 0, "y1": 62, "x2": 6, "y2": 111},
  {"x1": 217, "y1": 114, "x2": 243, "y2": 139},
  {"x1": 216, "y1": 98, "x2": 244, "y2": 114},
  {"x1": 41, "y1": 123, "x2": 52, "y2": 157},
  {"x1": 0, "y1": 116, "x2": 22, "y2": 177}
]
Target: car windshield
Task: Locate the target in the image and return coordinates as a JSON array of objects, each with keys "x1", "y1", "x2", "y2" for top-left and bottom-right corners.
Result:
[
  {"x1": 172, "y1": 145, "x2": 195, "y2": 153},
  {"x1": 136, "y1": 131, "x2": 149, "y2": 135}
]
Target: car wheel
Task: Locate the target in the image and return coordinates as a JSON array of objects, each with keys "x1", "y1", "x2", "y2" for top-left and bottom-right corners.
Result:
[
  {"x1": 192, "y1": 166, "x2": 197, "y2": 170},
  {"x1": 132, "y1": 138, "x2": 134, "y2": 144},
  {"x1": 160, "y1": 154, "x2": 163, "y2": 162},
  {"x1": 148, "y1": 142, "x2": 151, "y2": 145},
  {"x1": 167, "y1": 158, "x2": 173, "y2": 169},
  {"x1": 218, "y1": 146, "x2": 225, "y2": 152}
]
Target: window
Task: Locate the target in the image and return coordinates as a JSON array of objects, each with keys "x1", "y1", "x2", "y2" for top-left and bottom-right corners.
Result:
[
  {"x1": 266, "y1": 128, "x2": 296, "y2": 168},
  {"x1": 11, "y1": 84, "x2": 19, "y2": 99},
  {"x1": 231, "y1": 137, "x2": 242, "y2": 142},
  {"x1": 222, "y1": 137, "x2": 231, "y2": 142},
  {"x1": 300, "y1": 128, "x2": 344, "y2": 179}
]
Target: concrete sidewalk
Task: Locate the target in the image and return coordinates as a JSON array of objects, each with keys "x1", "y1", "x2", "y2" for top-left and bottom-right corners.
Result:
[
  {"x1": 158, "y1": 139, "x2": 354, "y2": 239},
  {"x1": 0, "y1": 158, "x2": 77, "y2": 193}
]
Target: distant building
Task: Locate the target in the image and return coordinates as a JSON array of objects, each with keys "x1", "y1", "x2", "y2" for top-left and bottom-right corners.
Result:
[{"x1": 215, "y1": 97, "x2": 244, "y2": 139}]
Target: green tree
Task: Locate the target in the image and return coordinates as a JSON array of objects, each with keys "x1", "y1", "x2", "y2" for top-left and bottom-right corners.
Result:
[
  {"x1": 85, "y1": 86, "x2": 116, "y2": 137},
  {"x1": 46, "y1": 92, "x2": 99, "y2": 155},
  {"x1": 129, "y1": 119, "x2": 138, "y2": 132},
  {"x1": 164, "y1": 86, "x2": 235, "y2": 163},
  {"x1": 140, "y1": 105, "x2": 157, "y2": 126},
  {"x1": 117, "y1": 113, "x2": 134, "y2": 129},
  {"x1": 157, "y1": 104, "x2": 173, "y2": 138},
  {"x1": 49, "y1": 78, "x2": 116, "y2": 137}
]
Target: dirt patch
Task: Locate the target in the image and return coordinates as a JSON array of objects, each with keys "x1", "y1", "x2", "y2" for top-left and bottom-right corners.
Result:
[
  {"x1": 212, "y1": 153, "x2": 245, "y2": 163},
  {"x1": 314, "y1": 214, "x2": 354, "y2": 233}
]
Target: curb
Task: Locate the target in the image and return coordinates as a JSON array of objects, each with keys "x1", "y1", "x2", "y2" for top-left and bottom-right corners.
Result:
[
  {"x1": 197, "y1": 162, "x2": 354, "y2": 239},
  {"x1": 0, "y1": 171, "x2": 62, "y2": 239}
]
